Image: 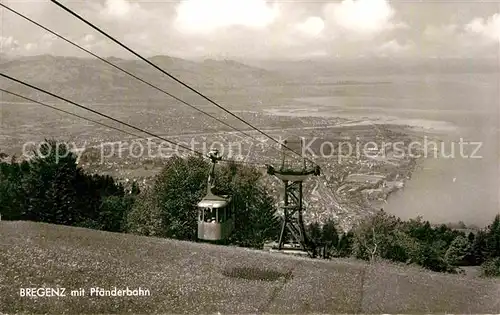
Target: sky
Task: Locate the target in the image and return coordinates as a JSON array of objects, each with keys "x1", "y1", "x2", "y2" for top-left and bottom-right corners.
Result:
[{"x1": 0, "y1": 0, "x2": 499, "y2": 60}]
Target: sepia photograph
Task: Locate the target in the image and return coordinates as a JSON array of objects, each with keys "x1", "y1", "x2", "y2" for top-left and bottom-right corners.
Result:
[{"x1": 0, "y1": 0, "x2": 499, "y2": 313}]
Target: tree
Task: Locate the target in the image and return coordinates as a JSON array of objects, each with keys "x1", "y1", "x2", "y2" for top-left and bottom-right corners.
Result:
[
  {"x1": 485, "y1": 214, "x2": 500, "y2": 258},
  {"x1": 349, "y1": 210, "x2": 466, "y2": 272},
  {"x1": 0, "y1": 160, "x2": 29, "y2": 220},
  {"x1": 463, "y1": 232, "x2": 477, "y2": 266},
  {"x1": 402, "y1": 216, "x2": 434, "y2": 243},
  {"x1": 98, "y1": 194, "x2": 136, "y2": 232},
  {"x1": 480, "y1": 257, "x2": 500, "y2": 277},
  {"x1": 148, "y1": 156, "x2": 208, "y2": 240},
  {"x1": 126, "y1": 156, "x2": 280, "y2": 249},
  {"x1": 210, "y1": 160, "x2": 280, "y2": 248},
  {"x1": 126, "y1": 188, "x2": 164, "y2": 236},
  {"x1": 415, "y1": 243, "x2": 451, "y2": 272},
  {"x1": 470, "y1": 230, "x2": 488, "y2": 265},
  {"x1": 337, "y1": 231, "x2": 354, "y2": 257},
  {"x1": 321, "y1": 219, "x2": 339, "y2": 258},
  {"x1": 17, "y1": 140, "x2": 131, "y2": 230},
  {"x1": 385, "y1": 230, "x2": 421, "y2": 264},
  {"x1": 352, "y1": 209, "x2": 401, "y2": 262},
  {"x1": 228, "y1": 185, "x2": 280, "y2": 249},
  {"x1": 468, "y1": 231, "x2": 475, "y2": 243},
  {"x1": 21, "y1": 140, "x2": 83, "y2": 225},
  {"x1": 444, "y1": 235, "x2": 471, "y2": 268},
  {"x1": 307, "y1": 222, "x2": 323, "y2": 257}
]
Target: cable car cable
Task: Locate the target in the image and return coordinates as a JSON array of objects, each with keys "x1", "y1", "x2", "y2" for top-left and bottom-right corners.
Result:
[
  {"x1": 0, "y1": 2, "x2": 258, "y2": 142},
  {"x1": 0, "y1": 87, "x2": 265, "y2": 167},
  {"x1": 50, "y1": 0, "x2": 319, "y2": 168},
  {"x1": 0, "y1": 88, "x2": 168, "y2": 143}
]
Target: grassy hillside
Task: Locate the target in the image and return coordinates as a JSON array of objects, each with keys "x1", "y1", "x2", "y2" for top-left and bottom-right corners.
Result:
[{"x1": 0, "y1": 221, "x2": 499, "y2": 313}]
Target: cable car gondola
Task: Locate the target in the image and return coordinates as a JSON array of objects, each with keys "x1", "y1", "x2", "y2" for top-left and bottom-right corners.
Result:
[{"x1": 197, "y1": 149, "x2": 235, "y2": 241}]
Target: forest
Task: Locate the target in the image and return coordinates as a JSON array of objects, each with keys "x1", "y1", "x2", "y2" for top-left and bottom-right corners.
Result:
[{"x1": 1, "y1": 140, "x2": 499, "y2": 277}]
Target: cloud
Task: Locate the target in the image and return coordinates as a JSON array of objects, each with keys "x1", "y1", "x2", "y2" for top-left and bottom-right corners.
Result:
[
  {"x1": 6, "y1": 0, "x2": 498, "y2": 60},
  {"x1": 24, "y1": 43, "x2": 38, "y2": 51},
  {"x1": 424, "y1": 24, "x2": 458, "y2": 41},
  {"x1": 296, "y1": 16, "x2": 325, "y2": 37},
  {"x1": 0, "y1": 36, "x2": 20, "y2": 52},
  {"x1": 324, "y1": 0, "x2": 403, "y2": 35},
  {"x1": 100, "y1": 0, "x2": 140, "y2": 18},
  {"x1": 41, "y1": 34, "x2": 57, "y2": 42},
  {"x1": 464, "y1": 13, "x2": 500, "y2": 42},
  {"x1": 301, "y1": 50, "x2": 328, "y2": 58},
  {"x1": 376, "y1": 39, "x2": 413, "y2": 56},
  {"x1": 174, "y1": 0, "x2": 279, "y2": 34},
  {"x1": 422, "y1": 13, "x2": 500, "y2": 58},
  {"x1": 83, "y1": 34, "x2": 96, "y2": 43}
]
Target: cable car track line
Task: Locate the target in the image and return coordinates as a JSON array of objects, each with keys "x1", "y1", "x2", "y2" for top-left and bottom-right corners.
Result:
[
  {"x1": 3, "y1": 2, "x2": 312, "y2": 169},
  {"x1": 0, "y1": 89, "x2": 263, "y2": 166},
  {"x1": 50, "y1": 0, "x2": 319, "y2": 168},
  {"x1": 0, "y1": 89, "x2": 149, "y2": 141},
  {"x1": 0, "y1": 73, "x2": 204, "y2": 157}
]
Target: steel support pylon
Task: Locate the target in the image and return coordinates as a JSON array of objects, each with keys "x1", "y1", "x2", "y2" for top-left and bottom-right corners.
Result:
[
  {"x1": 267, "y1": 136, "x2": 320, "y2": 258},
  {"x1": 277, "y1": 180, "x2": 309, "y2": 250}
]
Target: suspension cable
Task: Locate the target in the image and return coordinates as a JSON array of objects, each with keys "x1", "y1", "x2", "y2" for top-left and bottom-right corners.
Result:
[
  {"x1": 50, "y1": 0, "x2": 319, "y2": 168},
  {"x1": 2, "y1": 1, "x2": 312, "y2": 168},
  {"x1": 0, "y1": 73, "x2": 204, "y2": 157},
  {"x1": 0, "y1": 87, "x2": 264, "y2": 167},
  {"x1": 0, "y1": 2, "x2": 255, "y2": 141},
  {"x1": 0, "y1": 88, "x2": 148, "y2": 140}
]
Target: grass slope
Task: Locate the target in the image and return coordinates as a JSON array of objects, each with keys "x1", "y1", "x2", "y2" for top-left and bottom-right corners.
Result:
[{"x1": 0, "y1": 221, "x2": 499, "y2": 313}]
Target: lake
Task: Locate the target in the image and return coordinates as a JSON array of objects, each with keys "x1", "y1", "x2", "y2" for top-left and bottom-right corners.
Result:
[{"x1": 268, "y1": 72, "x2": 499, "y2": 227}]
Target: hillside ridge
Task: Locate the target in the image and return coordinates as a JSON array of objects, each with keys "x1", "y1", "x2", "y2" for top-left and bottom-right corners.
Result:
[
  {"x1": 1, "y1": 221, "x2": 499, "y2": 313},
  {"x1": 0, "y1": 54, "x2": 285, "y2": 103}
]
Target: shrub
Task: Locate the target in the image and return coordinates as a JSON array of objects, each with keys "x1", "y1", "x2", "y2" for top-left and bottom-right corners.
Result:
[{"x1": 480, "y1": 257, "x2": 500, "y2": 277}]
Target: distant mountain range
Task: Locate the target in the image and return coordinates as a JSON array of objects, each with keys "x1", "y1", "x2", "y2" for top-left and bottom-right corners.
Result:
[
  {"x1": 0, "y1": 54, "x2": 285, "y2": 103},
  {"x1": 244, "y1": 57, "x2": 499, "y2": 78},
  {"x1": 1, "y1": 54, "x2": 497, "y2": 104}
]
